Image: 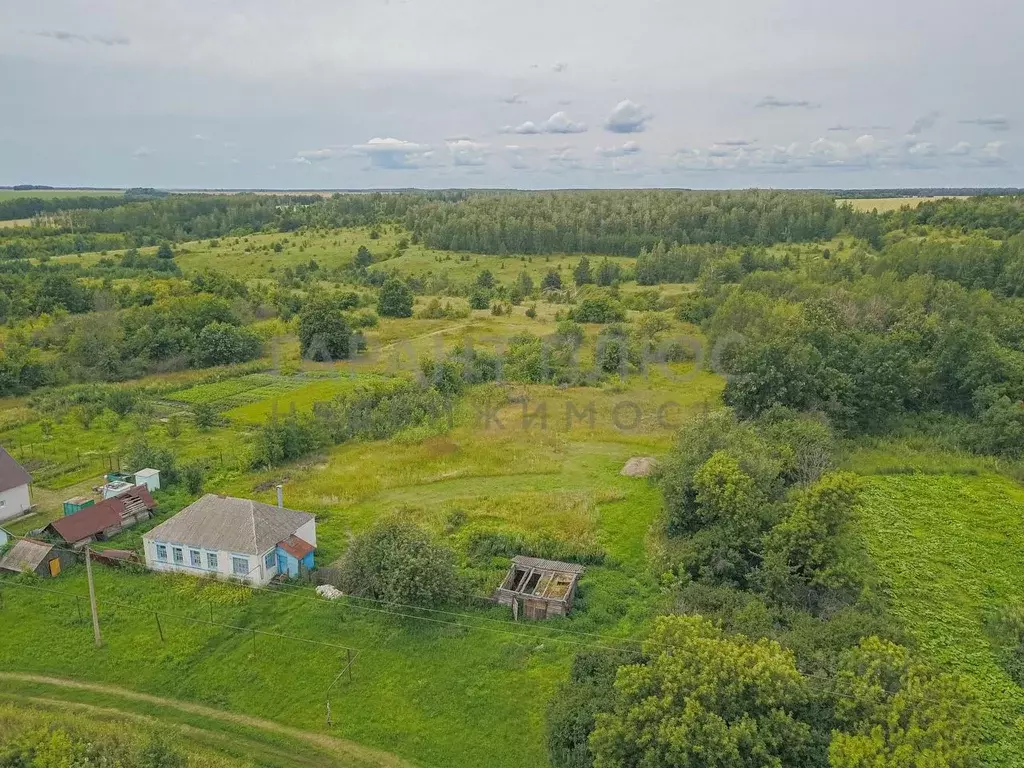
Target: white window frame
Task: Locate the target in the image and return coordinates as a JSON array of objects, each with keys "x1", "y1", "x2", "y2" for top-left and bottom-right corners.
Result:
[
  {"x1": 156, "y1": 543, "x2": 167, "y2": 562},
  {"x1": 190, "y1": 549, "x2": 201, "y2": 568},
  {"x1": 207, "y1": 552, "x2": 218, "y2": 569},
  {"x1": 231, "y1": 556, "x2": 249, "y2": 576},
  {"x1": 172, "y1": 547, "x2": 184, "y2": 565}
]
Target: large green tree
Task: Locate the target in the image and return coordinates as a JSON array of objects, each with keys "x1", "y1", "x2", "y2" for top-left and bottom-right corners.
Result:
[
  {"x1": 589, "y1": 615, "x2": 815, "y2": 768},
  {"x1": 377, "y1": 277, "x2": 414, "y2": 318},
  {"x1": 191, "y1": 322, "x2": 262, "y2": 367},
  {"x1": 336, "y1": 519, "x2": 460, "y2": 606},
  {"x1": 299, "y1": 294, "x2": 355, "y2": 361},
  {"x1": 759, "y1": 472, "x2": 866, "y2": 612},
  {"x1": 830, "y1": 637, "x2": 980, "y2": 768}
]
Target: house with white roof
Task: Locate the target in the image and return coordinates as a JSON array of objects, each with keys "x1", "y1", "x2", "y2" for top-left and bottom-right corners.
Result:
[{"x1": 142, "y1": 494, "x2": 316, "y2": 586}]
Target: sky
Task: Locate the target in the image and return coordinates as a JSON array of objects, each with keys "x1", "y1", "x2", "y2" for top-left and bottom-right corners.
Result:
[{"x1": 1, "y1": 0, "x2": 1021, "y2": 190}]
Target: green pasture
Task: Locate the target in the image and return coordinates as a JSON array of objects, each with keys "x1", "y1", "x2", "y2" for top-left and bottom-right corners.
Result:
[{"x1": 857, "y1": 472, "x2": 1024, "y2": 764}]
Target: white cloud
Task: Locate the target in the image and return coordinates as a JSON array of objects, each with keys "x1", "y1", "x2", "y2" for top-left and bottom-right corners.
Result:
[
  {"x1": 544, "y1": 111, "x2": 587, "y2": 134},
  {"x1": 500, "y1": 111, "x2": 586, "y2": 135},
  {"x1": 980, "y1": 140, "x2": 1008, "y2": 164},
  {"x1": 351, "y1": 137, "x2": 432, "y2": 169},
  {"x1": 193, "y1": 133, "x2": 210, "y2": 141},
  {"x1": 552, "y1": 61, "x2": 568, "y2": 73},
  {"x1": 604, "y1": 100, "x2": 650, "y2": 133},
  {"x1": 502, "y1": 120, "x2": 541, "y2": 135},
  {"x1": 294, "y1": 148, "x2": 334, "y2": 162},
  {"x1": 946, "y1": 141, "x2": 973, "y2": 156},
  {"x1": 596, "y1": 140, "x2": 641, "y2": 157},
  {"x1": 548, "y1": 146, "x2": 583, "y2": 172},
  {"x1": 756, "y1": 95, "x2": 819, "y2": 109},
  {"x1": 131, "y1": 146, "x2": 153, "y2": 159},
  {"x1": 501, "y1": 93, "x2": 526, "y2": 105},
  {"x1": 447, "y1": 139, "x2": 488, "y2": 166}
]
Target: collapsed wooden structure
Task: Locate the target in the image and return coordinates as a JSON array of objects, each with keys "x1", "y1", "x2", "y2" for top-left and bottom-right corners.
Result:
[{"x1": 494, "y1": 555, "x2": 583, "y2": 620}]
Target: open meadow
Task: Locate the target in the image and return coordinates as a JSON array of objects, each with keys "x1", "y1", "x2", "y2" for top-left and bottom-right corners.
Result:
[{"x1": 0, "y1": 188, "x2": 123, "y2": 202}]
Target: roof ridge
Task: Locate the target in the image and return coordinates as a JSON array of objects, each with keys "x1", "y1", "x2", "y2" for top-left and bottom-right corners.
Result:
[{"x1": 249, "y1": 499, "x2": 258, "y2": 554}]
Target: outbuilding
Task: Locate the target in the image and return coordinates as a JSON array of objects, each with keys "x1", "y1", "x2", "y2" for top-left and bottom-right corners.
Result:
[
  {"x1": 45, "y1": 485, "x2": 156, "y2": 548},
  {"x1": 0, "y1": 538, "x2": 75, "y2": 578},
  {"x1": 494, "y1": 556, "x2": 584, "y2": 620}
]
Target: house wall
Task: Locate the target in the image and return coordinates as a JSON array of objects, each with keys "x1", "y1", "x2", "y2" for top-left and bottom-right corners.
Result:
[
  {"x1": 295, "y1": 519, "x2": 317, "y2": 548},
  {"x1": 0, "y1": 484, "x2": 31, "y2": 522},
  {"x1": 142, "y1": 537, "x2": 280, "y2": 586}
]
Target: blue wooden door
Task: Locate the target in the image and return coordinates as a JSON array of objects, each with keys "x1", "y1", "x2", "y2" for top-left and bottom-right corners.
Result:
[{"x1": 277, "y1": 553, "x2": 289, "y2": 576}]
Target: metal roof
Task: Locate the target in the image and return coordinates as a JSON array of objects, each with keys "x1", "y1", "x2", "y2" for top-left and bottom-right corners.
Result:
[
  {"x1": 143, "y1": 494, "x2": 313, "y2": 555},
  {"x1": 0, "y1": 446, "x2": 31, "y2": 494},
  {"x1": 277, "y1": 534, "x2": 315, "y2": 559},
  {"x1": 47, "y1": 485, "x2": 155, "y2": 544},
  {"x1": 511, "y1": 555, "x2": 585, "y2": 575},
  {"x1": 0, "y1": 539, "x2": 54, "y2": 573}
]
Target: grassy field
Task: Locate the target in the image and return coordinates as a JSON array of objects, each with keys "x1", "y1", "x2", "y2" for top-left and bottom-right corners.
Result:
[
  {"x1": 857, "y1": 472, "x2": 1024, "y2": 764},
  {"x1": 839, "y1": 195, "x2": 970, "y2": 212},
  {"x1": 0, "y1": 188, "x2": 123, "y2": 200}
]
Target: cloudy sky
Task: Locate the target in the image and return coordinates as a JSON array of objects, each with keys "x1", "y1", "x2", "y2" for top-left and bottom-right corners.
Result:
[{"x1": 1, "y1": 0, "x2": 1020, "y2": 189}]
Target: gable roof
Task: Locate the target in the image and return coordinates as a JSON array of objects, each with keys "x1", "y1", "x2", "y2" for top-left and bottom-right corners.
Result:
[
  {"x1": 46, "y1": 485, "x2": 155, "y2": 544},
  {"x1": 0, "y1": 447, "x2": 31, "y2": 494},
  {"x1": 277, "y1": 534, "x2": 315, "y2": 559},
  {"x1": 143, "y1": 494, "x2": 313, "y2": 555},
  {"x1": 0, "y1": 539, "x2": 54, "y2": 573}
]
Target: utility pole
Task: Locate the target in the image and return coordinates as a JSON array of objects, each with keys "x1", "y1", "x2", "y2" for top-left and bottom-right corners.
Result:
[{"x1": 85, "y1": 548, "x2": 102, "y2": 648}]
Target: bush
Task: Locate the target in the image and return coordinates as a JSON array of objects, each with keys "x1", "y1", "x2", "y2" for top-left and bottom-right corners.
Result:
[
  {"x1": 337, "y1": 519, "x2": 461, "y2": 606},
  {"x1": 377, "y1": 277, "x2": 414, "y2": 317},
  {"x1": 547, "y1": 649, "x2": 635, "y2": 768},
  {"x1": 569, "y1": 297, "x2": 626, "y2": 324},
  {"x1": 191, "y1": 322, "x2": 262, "y2": 367},
  {"x1": 192, "y1": 401, "x2": 217, "y2": 430},
  {"x1": 299, "y1": 295, "x2": 355, "y2": 361}
]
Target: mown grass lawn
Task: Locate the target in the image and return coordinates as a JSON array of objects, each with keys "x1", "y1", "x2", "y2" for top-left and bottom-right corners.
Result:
[{"x1": 858, "y1": 473, "x2": 1024, "y2": 765}]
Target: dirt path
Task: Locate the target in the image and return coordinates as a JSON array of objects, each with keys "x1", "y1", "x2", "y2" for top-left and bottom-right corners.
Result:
[{"x1": 0, "y1": 673, "x2": 415, "y2": 768}]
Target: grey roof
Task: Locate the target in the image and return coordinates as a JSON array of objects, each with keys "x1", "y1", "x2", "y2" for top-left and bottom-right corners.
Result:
[
  {"x1": 0, "y1": 539, "x2": 53, "y2": 573},
  {"x1": 143, "y1": 494, "x2": 313, "y2": 555},
  {"x1": 512, "y1": 555, "x2": 585, "y2": 575},
  {"x1": 0, "y1": 447, "x2": 31, "y2": 494}
]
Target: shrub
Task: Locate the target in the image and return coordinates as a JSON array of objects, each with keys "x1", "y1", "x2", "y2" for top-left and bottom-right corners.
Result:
[
  {"x1": 377, "y1": 277, "x2": 414, "y2": 318},
  {"x1": 337, "y1": 519, "x2": 461, "y2": 606},
  {"x1": 192, "y1": 322, "x2": 262, "y2": 367},
  {"x1": 569, "y1": 297, "x2": 625, "y2": 324},
  {"x1": 299, "y1": 295, "x2": 355, "y2": 361}
]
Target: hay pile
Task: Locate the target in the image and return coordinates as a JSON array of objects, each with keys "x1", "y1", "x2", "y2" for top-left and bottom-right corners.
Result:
[{"x1": 620, "y1": 457, "x2": 659, "y2": 477}]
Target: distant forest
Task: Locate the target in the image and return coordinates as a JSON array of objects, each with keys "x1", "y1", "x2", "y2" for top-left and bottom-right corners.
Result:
[{"x1": 1, "y1": 189, "x2": 1022, "y2": 263}]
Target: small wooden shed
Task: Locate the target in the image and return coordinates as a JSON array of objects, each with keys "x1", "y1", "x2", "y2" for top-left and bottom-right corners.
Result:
[
  {"x1": 495, "y1": 556, "x2": 583, "y2": 620},
  {"x1": 0, "y1": 539, "x2": 75, "y2": 578}
]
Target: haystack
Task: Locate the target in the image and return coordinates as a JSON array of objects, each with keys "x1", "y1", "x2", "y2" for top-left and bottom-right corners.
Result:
[{"x1": 620, "y1": 456, "x2": 659, "y2": 477}]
